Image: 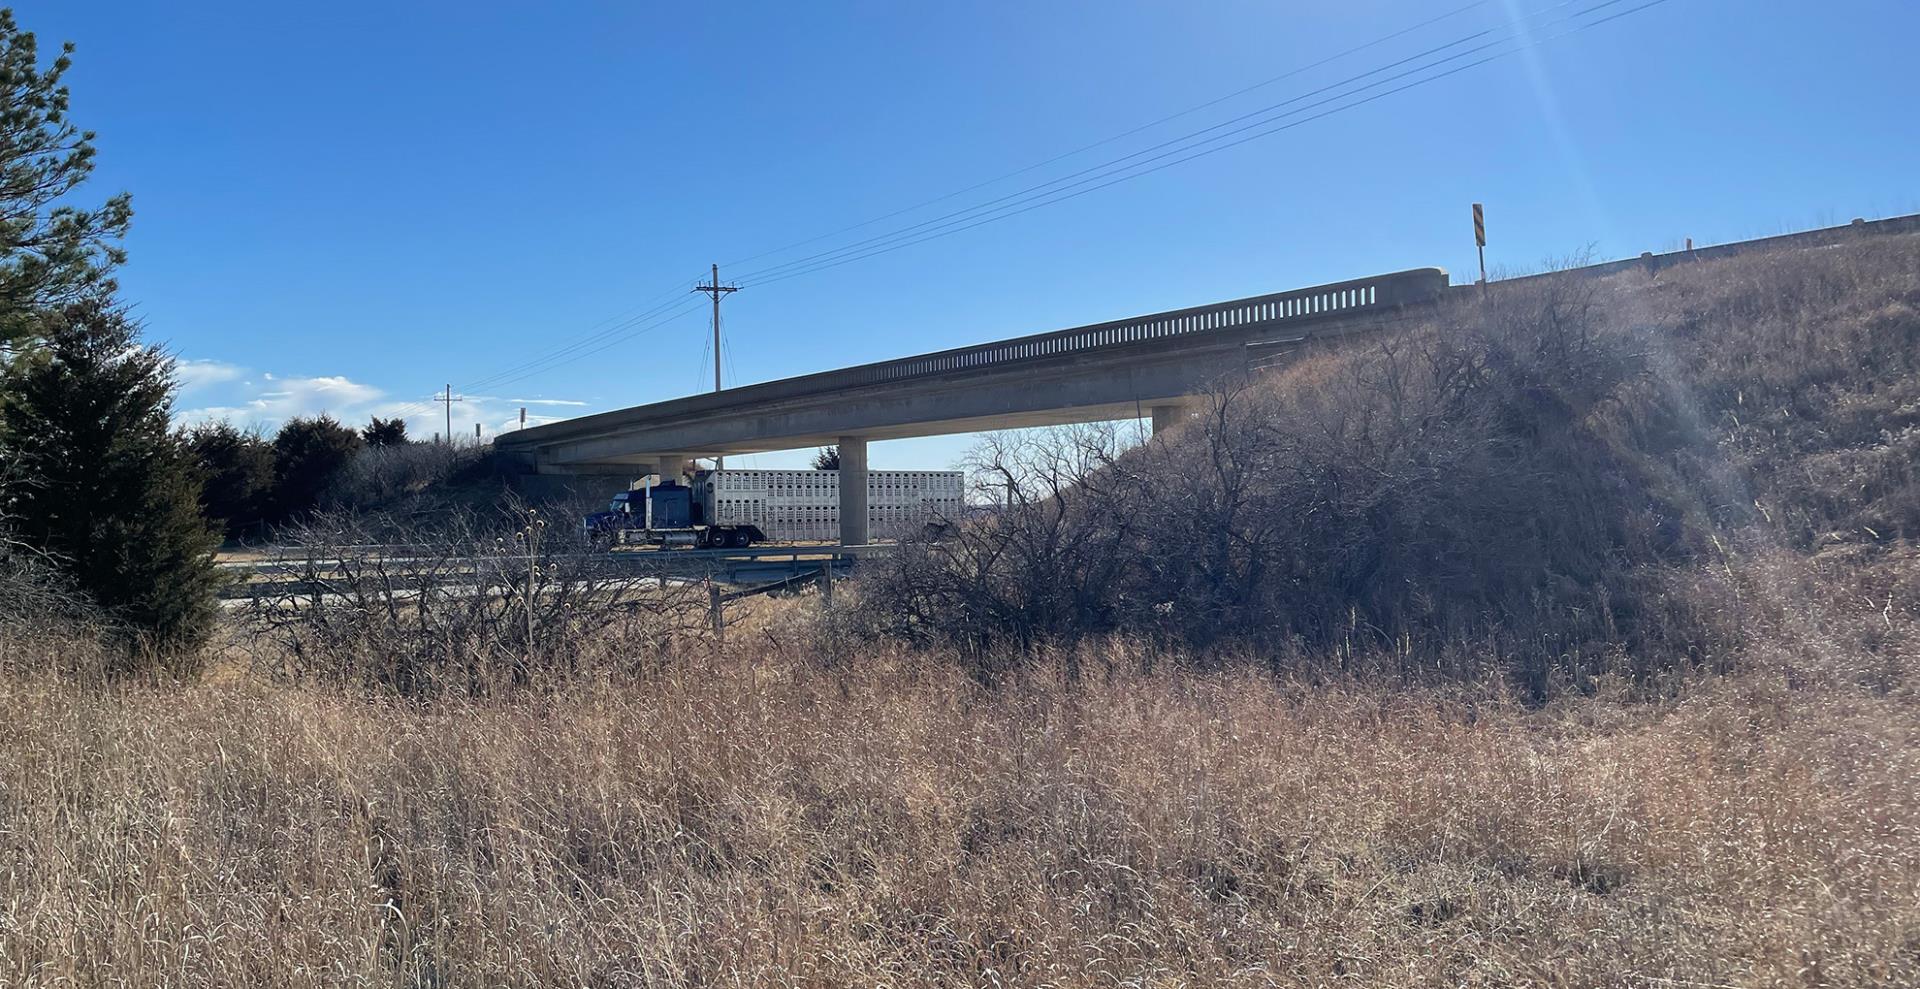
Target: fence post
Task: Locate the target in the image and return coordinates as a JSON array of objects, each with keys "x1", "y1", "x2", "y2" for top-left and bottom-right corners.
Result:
[
  {"x1": 819, "y1": 559, "x2": 834, "y2": 609},
  {"x1": 707, "y1": 578, "x2": 725, "y2": 643}
]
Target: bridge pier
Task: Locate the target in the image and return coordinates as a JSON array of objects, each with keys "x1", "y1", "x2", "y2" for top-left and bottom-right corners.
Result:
[
  {"x1": 1151, "y1": 404, "x2": 1188, "y2": 436},
  {"x1": 837, "y1": 435, "x2": 868, "y2": 546},
  {"x1": 647, "y1": 455, "x2": 690, "y2": 484}
]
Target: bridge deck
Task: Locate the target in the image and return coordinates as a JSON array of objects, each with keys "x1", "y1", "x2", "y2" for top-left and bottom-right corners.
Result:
[{"x1": 496, "y1": 267, "x2": 1450, "y2": 466}]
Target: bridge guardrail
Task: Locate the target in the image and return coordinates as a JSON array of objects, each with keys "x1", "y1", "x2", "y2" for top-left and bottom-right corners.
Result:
[
  {"x1": 855, "y1": 267, "x2": 1448, "y2": 386},
  {"x1": 499, "y1": 267, "x2": 1449, "y2": 446}
]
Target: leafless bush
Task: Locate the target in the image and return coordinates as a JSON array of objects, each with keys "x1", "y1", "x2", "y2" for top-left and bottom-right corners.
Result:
[
  {"x1": 322, "y1": 440, "x2": 491, "y2": 510},
  {"x1": 0, "y1": 525, "x2": 82, "y2": 629},
  {"x1": 862, "y1": 424, "x2": 1146, "y2": 657},
  {"x1": 0, "y1": 455, "x2": 129, "y2": 676},
  {"x1": 863, "y1": 274, "x2": 1743, "y2": 694},
  {"x1": 0, "y1": 521, "x2": 124, "y2": 681},
  {"x1": 865, "y1": 231, "x2": 1920, "y2": 694},
  {"x1": 239, "y1": 500, "x2": 708, "y2": 696}
]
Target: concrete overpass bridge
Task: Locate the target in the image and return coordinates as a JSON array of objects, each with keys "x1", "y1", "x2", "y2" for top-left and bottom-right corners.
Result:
[{"x1": 496, "y1": 266, "x2": 1452, "y2": 543}]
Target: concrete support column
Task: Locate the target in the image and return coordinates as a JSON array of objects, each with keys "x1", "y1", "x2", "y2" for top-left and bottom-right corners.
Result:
[
  {"x1": 648, "y1": 455, "x2": 689, "y2": 484},
  {"x1": 1150, "y1": 405, "x2": 1185, "y2": 436},
  {"x1": 837, "y1": 435, "x2": 868, "y2": 546}
]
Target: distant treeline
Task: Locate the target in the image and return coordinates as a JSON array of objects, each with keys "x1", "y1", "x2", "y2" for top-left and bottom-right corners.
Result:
[{"x1": 182, "y1": 414, "x2": 458, "y2": 538}]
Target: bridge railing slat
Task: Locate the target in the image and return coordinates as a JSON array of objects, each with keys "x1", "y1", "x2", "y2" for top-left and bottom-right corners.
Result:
[
  {"x1": 500, "y1": 267, "x2": 1448, "y2": 446},
  {"x1": 827, "y1": 268, "x2": 1447, "y2": 396}
]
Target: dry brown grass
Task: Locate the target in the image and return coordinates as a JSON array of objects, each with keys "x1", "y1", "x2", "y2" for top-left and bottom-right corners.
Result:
[
  {"x1": 4, "y1": 231, "x2": 1919, "y2": 987},
  {"x1": 2, "y1": 583, "x2": 1916, "y2": 987}
]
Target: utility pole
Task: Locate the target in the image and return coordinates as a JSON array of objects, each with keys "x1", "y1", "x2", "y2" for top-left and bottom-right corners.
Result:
[
  {"x1": 693, "y1": 262, "x2": 739, "y2": 467},
  {"x1": 434, "y1": 384, "x2": 464, "y2": 445}
]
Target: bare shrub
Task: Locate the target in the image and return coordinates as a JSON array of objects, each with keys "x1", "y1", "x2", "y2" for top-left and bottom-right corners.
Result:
[
  {"x1": 240, "y1": 501, "x2": 707, "y2": 696},
  {"x1": 0, "y1": 520, "x2": 124, "y2": 681},
  {"x1": 322, "y1": 440, "x2": 491, "y2": 511},
  {"x1": 863, "y1": 275, "x2": 1729, "y2": 694},
  {"x1": 865, "y1": 232, "x2": 1920, "y2": 696},
  {"x1": 864, "y1": 423, "x2": 1145, "y2": 658},
  {"x1": 0, "y1": 524, "x2": 86, "y2": 634}
]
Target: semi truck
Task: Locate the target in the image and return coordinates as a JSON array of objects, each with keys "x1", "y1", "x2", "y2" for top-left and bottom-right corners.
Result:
[{"x1": 584, "y1": 467, "x2": 964, "y2": 549}]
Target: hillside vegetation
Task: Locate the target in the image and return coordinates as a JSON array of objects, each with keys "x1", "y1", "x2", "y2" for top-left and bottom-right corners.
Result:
[
  {"x1": 867, "y1": 231, "x2": 1920, "y2": 693},
  {"x1": 3, "y1": 230, "x2": 1919, "y2": 987}
]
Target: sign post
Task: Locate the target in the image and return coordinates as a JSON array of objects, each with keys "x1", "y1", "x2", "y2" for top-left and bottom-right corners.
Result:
[{"x1": 1472, "y1": 203, "x2": 1488, "y2": 300}]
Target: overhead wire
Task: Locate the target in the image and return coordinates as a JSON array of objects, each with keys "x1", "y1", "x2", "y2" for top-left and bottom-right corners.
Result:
[
  {"x1": 417, "y1": 0, "x2": 1674, "y2": 402},
  {"x1": 732, "y1": 0, "x2": 1641, "y2": 287},
  {"x1": 718, "y1": 0, "x2": 1497, "y2": 271},
  {"x1": 454, "y1": 276, "x2": 704, "y2": 392},
  {"x1": 473, "y1": 297, "x2": 709, "y2": 396},
  {"x1": 378, "y1": 278, "x2": 708, "y2": 422},
  {"x1": 394, "y1": 2, "x2": 1532, "y2": 405},
  {"x1": 737, "y1": 0, "x2": 1674, "y2": 289}
]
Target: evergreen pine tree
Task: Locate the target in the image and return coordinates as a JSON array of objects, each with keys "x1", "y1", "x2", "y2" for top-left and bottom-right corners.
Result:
[
  {"x1": 0, "y1": 11, "x2": 133, "y2": 352},
  {"x1": 362, "y1": 415, "x2": 407, "y2": 447},
  {"x1": 0, "y1": 300, "x2": 222, "y2": 655},
  {"x1": 183, "y1": 420, "x2": 275, "y2": 538},
  {"x1": 269, "y1": 415, "x2": 363, "y2": 521}
]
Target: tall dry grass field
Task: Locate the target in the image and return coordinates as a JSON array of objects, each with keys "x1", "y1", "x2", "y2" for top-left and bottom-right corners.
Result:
[
  {"x1": 2, "y1": 616, "x2": 1916, "y2": 987},
  {"x1": 4, "y1": 229, "x2": 1919, "y2": 987}
]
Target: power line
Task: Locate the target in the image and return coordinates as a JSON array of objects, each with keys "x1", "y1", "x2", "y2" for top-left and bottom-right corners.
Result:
[
  {"x1": 410, "y1": 2, "x2": 1528, "y2": 406},
  {"x1": 378, "y1": 281, "x2": 706, "y2": 420},
  {"x1": 732, "y1": 0, "x2": 1627, "y2": 287},
  {"x1": 464, "y1": 299, "x2": 708, "y2": 394},
  {"x1": 739, "y1": 0, "x2": 1672, "y2": 289},
  {"x1": 733, "y1": 27, "x2": 1502, "y2": 284},
  {"x1": 719, "y1": 0, "x2": 1497, "y2": 272},
  {"x1": 454, "y1": 277, "x2": 704, "y2": 393},
  {"x1": 402, "y1": 0, "x2": 1674, "y2": 403},
  {"x1": 433, "y1": 384, "x2": 463, "y2": 445},
  {"x1": 379, "y1": 295, "x2": 709, "y2": 423}
]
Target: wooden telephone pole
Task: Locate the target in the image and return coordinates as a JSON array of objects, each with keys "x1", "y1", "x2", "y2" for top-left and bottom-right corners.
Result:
[
  {"x1": 693, "y1": 263, "x2": 739, "y2": 468},
  {"x1": 434, "y1": 384, "x2": 463, "y2": 445}
]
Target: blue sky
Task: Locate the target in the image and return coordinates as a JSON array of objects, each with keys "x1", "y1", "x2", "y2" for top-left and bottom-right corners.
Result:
[{"x1": 19, "y1": 0, "x2": 1920, "y2": 470}]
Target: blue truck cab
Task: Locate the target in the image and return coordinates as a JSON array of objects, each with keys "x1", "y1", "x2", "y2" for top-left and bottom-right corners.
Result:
[{"x1": 582, "y1": 480, "x2": 757, "y2": 549}]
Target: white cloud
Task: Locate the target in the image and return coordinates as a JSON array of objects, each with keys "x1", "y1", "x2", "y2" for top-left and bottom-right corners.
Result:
[
  {"x1": 174, "y1": 358, "x2": 246, "y2": 394},
  {"x1": 173, "y1": 359, "x2": 593, "y2": 442}
]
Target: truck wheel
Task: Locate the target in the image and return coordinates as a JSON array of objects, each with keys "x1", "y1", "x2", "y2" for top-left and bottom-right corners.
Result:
[{"x1": 727, "y1": 529, "x2": 750, "y2": 548}]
